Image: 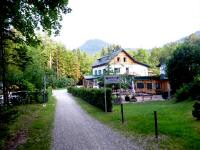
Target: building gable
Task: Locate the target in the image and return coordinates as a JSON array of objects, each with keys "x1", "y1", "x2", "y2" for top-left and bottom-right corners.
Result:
[
  {"x1": 110, "y1": 50, "x2": 136, "y2": 65},
  {"x1": 92, "y1": 49, "x2": 149, "y2": 68}
]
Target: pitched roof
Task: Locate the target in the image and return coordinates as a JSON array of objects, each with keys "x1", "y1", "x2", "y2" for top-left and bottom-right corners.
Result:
[{"x1": 92, "y1": 48, "x2": 149, "y2": 68}]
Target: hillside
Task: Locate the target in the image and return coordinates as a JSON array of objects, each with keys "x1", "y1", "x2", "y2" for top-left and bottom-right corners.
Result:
[
  {"x1": 79, "y1": 39, "x2": 110, "y2": 54},
  {"x1": 79, "y1": 31, "x2": 200, "y2": 55}
]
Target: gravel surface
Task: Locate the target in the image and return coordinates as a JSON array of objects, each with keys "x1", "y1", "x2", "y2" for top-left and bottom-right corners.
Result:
[{"x1": 52, "y1": 89, "x2": 141, "y2": 150}]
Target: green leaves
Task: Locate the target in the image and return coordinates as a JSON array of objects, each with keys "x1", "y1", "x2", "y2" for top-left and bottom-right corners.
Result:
[{"x1": 167, "y1": 38, "x2": 200, "y2": 93}]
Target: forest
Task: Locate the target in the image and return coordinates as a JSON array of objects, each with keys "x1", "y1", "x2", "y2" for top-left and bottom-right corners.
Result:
[{"x1": 1, "y1": 33, "x2": 200, "y2": 94}]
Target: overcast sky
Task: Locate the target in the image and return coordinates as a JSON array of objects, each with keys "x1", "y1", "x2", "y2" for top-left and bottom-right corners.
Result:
[{"x1": 54, "y1": 0, "x2": 200, "y2": 49}]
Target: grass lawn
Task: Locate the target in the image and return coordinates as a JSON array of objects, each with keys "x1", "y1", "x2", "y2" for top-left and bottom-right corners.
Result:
[
  {"x1": 0, "y1": 96, "x2": 56, "y2": 150},
  {"x1": 75, "y1": 98, "x2": 200, "y2": 150}
]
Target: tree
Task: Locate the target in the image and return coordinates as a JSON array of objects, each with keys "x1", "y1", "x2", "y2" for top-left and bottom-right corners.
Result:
[
  {"x1": 99, "y1": 44, "x2": 121, "y2": 56},
  {"x1": 0, "y1": 1, "x2": 71, "y2": 104},
  {"x1": 160, "y1": 42, "x2": 178, "y2": 63},
  {"x1": 131, "y1": 48, "x2": 150, "y2": 64},
  {"x1": 167, "y1": 42, "x2": 200, "y2": 93},
  {"x1": 148, "y1": 47, "x2": 162, "y2": 75},
  {"x1": 73, "y1": 49, "x2": 95, "y2": 76}
]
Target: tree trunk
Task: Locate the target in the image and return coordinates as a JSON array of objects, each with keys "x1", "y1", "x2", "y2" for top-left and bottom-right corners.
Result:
[{"x1": 0, "y1": 32, "x2": 8, "y2": 106}]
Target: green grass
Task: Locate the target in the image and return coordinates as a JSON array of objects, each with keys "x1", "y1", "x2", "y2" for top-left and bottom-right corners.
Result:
[
  {"x1": 0, "y1": 96, "x2": 56, "y2": 150},
  {"x1": 75, "y1": 98, "x2": 200, "y2": 150}
]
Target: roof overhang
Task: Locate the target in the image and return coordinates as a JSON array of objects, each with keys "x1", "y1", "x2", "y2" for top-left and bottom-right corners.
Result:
[{"x1": 92, "y1": 63, "x2": 108, "y2": 68}]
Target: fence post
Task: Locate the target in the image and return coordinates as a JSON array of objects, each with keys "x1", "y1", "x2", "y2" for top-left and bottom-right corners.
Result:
[
  {"x1": 154, "y1": 111, "x2": 158, "y2": 138},
  {"x1": 104, "y1": 76, "x2": 107, "y2": 112},
  {"x1": 121, "y1": 103, "x2": 124, "y2": 124}
]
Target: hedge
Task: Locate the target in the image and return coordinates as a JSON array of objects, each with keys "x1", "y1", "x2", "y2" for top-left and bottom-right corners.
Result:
[{"x1": 68, "y1": 87, "x2": 112, "y2": 112}]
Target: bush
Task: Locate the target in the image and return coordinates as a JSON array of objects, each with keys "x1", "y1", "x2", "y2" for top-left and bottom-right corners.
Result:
[
  {"x1": 192, "y1": 102, "x2": 200, "y2": 120},
  {"x1": 55, "y1": 77, "x2": 76, "y2": 88},
  {"x1": 28, "y1": 86, "x2": 52, "y2": 103},
  {"x1": 189, "y1": 79, "x2": 200, "y2": 100},
  {"x1": 68, "y1": 87, "x2": 112, "y2": 112},
  {"x1": 175, "y1": 84, "x2": 190, "y2": 102},
  {"x1": 175, "y1": 79, "x2": 200, "y2": 102}
]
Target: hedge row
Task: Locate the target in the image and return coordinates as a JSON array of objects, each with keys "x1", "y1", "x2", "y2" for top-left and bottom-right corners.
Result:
[{"x1": 68, "y1": 87, "x2": 112, "y2": 112}]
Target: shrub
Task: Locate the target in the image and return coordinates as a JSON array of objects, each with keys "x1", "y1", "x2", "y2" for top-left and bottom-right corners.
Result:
[
  {"x1": 68, "y1": 87, "x2": 112, "y2": 112},
  {"x1": 175, "y1": 79, "x2": 200, "y2": 102},
  {"x1": 175, "y1": 84, "x2": 190, "y2": 102},
  {"x1": 55, "y1": 77, "x2": 76, "y2": 88},
  {"x1": 192, "y1": 102, "x2": 200, "y2": 120},
  {"x1": 189, "y1": 79, "x2": 200, "y2": 100}
]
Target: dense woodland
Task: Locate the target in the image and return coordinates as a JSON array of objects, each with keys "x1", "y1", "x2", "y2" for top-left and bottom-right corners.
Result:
[{"x1": 2, "y1": 32, "x2": 200, "y2": 94}]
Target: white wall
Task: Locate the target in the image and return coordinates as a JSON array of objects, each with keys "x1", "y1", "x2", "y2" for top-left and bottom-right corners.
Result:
[
  {"x1": 131, "y1": 64, "x2": 148, "y2": 76},
  {"x1": 93, "y1": 66, "x2": 107, "y2": 75},
  {"x1": 93, "y1": 63, "x2": 148, "y2": 76}
]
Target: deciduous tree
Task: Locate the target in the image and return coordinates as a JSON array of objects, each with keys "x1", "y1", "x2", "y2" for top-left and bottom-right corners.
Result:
[{"x1": 0, "y1": 0, "x2": 71, "y2": 104}]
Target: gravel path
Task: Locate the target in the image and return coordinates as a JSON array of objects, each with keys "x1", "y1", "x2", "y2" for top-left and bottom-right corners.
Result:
[{"x1": 52, "y1": 89, "x2": 141, "y2": 150}]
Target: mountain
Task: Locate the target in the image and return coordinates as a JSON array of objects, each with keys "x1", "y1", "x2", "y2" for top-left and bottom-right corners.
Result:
[
  {"x1": 178, "y1": 31, "x2": 200, "y2": 42},
  {"x1": 79, "y1": 39, "x2": 110, "y2": 54},
  {"x1": 195, "y1": 31, "x2": 200, "y2": 36}
]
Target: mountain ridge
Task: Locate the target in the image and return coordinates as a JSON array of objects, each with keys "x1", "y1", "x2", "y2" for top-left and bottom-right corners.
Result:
[
  {"x1": 79, "y1": 39, "x2": 110, "y2": 54},
  {"x1": 79, "y1": 31, "x2": 200, "y2": 54}
]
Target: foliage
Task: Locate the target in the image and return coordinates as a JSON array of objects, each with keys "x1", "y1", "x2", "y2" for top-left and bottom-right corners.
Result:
[
  {"x1": 55, "y1": 77, "x2": 76, "y2": 88},
  {"x1": 148, "y1": 47, "x2": 162, "y2": 75},
  {"x1": 127, "y1": 43, "x2": 178, "y2": 75},
  {"x1": 99, "y1": 44, "x2": 121, "y2": 56},
  {"x1": 0, "y1": 95, "x2": 56, "y2": 150},
  {"x1": 167, "y1": 41, "x2": 200, "y2": 93},
  {"x1": 134, "y1": 48, "x2": 150, "y2": 64},
  {"x1": 1, "y1": 0, "x2": 70, "y2": 42},
  {"x1": 68, "y1": 87, "x2": 113, "y2": 112},
  {"x1": 175, "y1": 84, "x2": 190, "y2": 102},
  {"x1": 0, "y1": 107, "x2": 19, "y2": 148},
  {"x1": 192, "y1": 102, "x2": 200, "y2": 120},
  {"x1": 5, "y1": 36, "x2": 92, "y2": 93},
  {"x1": 159, "y1": 42, "x2": 178, "y2": 63},
  {"x1": 0, "y1": 0, "x2": 71, "y2": 104},
  {"x1": 175, "y1": 78, "x2": 200, "y2": 102},
  {"x1": 73, "y1": 49, "x2": 95, "y2": 76}
]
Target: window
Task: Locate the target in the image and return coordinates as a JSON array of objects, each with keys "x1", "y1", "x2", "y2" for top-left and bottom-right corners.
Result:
[
  {"x1": 114, "y1": 68, "x2": 120, "y2": 73},
  {"x1": 126, "y1": 67, "x2": 129, "y2": 74},
  {"x1": 117, "y1": 57, "x2": 120, "y2": 62},
  {"x1": 147, "y1": 83, "x2": 152, "y2": 89},
  {"x1": 156, "y1": 83, "x2": 161, "y2": 89},
  {"x1": 137, "y1": 83, "x2": 144, "y2": 89},
  {"x1": 98, "y1": 70, "x2": 101, "y2": 75},
  {"x1": 95, "y1": 70, "x2": 97, "y2": 75},
  {"x1": 103, "y1": 69, "x2": 107, "y2": 74},
  {"x1": 124, "y1": 57, "x2": 127, "y2": 62}
]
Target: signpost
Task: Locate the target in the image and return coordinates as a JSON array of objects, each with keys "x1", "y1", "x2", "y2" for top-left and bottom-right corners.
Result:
[
  {"x1": 104, "y1": 75, "x2": 121, "y2": 84},
  {"x1": 104, "y1": 75, "x2": 121, "y2": 112},
  {"x1": 104, "y1": 75, "x2": 126, "y2": 124}
]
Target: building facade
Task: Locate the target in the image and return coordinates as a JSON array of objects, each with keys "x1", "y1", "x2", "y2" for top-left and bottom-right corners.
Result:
[
  {"x1": 83, "y1": 48, "x2": 170, "y2": 98},
  {"x1": 92, "y1": 49, "x2": 149, "y2": 76}
]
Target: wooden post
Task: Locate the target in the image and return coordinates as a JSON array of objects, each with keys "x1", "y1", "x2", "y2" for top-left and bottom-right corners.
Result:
[
  {"x1": 154, "y1": 111, "x2": 158, "y2": 138},
  {"x1": 167, "y1": 83, "x2": 171, "y2": 99},
  {"x1": 104, "y1": 76, "x2": 107, "y2": 112},
  {"x1": 121, "y1": 103, "x2": 124, "y2": 124}
]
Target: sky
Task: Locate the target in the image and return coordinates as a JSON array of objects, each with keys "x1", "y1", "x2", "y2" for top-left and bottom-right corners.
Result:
[{"x1": 54, "y1": 0, "x2": 200, "y2": 49}]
